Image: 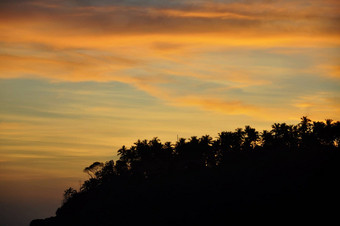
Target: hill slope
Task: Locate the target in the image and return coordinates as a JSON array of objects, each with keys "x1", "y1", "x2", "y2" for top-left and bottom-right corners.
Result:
[{"x1": 31, "y1": 118, "x2": 340, "y2": 225}]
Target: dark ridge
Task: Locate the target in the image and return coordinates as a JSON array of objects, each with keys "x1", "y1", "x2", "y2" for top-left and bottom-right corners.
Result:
[{"x1": 31, "y1": 117, "x2": 340, "y2": 225}]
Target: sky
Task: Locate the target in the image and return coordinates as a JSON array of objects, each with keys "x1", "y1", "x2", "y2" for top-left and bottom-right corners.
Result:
[{"x1": 0, "y1": 0, "x2": 339, "y2": 225}]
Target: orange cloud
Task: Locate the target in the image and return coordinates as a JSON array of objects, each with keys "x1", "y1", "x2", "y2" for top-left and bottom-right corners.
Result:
[
  {"x1": 292, "y1": 92, "x2": 340, "y2": 120},
  {"x1": 147, "y1": 8, "x2": 254, "y2": 20},
  {"x1": 0, "y1": 53, "x2": 140, "y2": 82},
  {"x1": 317, "y1": 64, "x2": 340, "y2": 79},
  {"x1": 1, "y1": 0, "x2": 339, "y2": 37},
  {"x1": 0, "y1": 0, "x2": 339, "y2": 120},
  {"x1": 175, "y1": 96, "x2": 260, "y2": 115}
]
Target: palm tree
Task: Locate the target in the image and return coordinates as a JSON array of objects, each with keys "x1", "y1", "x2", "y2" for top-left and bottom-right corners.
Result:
[
  {"x1": 83, "y1": 162, "x2": 104, "y2": 178},
  {"x1": 243, "y1": 125, "x2": 259, "y2": 151}
]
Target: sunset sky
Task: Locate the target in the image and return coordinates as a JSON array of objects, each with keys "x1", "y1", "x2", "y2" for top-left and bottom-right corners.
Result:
[{"x1": 0, "y1": 0, "x2": 339, "y2": 225}]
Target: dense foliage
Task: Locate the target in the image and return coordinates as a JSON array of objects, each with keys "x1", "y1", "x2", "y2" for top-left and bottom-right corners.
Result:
[{"x1": 31, "y1": 117, "x2": 340, "y2": 226}]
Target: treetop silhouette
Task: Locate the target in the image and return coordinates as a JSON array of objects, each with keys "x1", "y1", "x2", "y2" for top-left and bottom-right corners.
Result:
[{"x1": 31, "y1": 117, "x2": 340, "y2": 226}]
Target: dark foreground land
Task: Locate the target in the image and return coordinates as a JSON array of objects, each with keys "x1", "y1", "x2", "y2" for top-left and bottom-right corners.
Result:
[{"x1": 31, "y1": 117, "x2": 340, "y2": 225}]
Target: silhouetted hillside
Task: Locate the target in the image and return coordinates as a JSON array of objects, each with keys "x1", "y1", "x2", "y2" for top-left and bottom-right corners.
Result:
[{"x1": 31, "y1": 117, "x2": 340, "y2": 225}]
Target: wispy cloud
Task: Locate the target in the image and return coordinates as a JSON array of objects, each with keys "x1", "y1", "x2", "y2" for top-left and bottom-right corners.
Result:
[
  {"x1": 175, "y1": 96, "x2": 260, "y2": 115},
  {"x1": 317, "y1": 64, "x2": 340, "y2": 80},
  {"x1": 1, "y1": 0, "x2": 339, "y2": 36},
  {"x1": 0, "y1": 0, "x2": 339, "y2": 118},
  {"x1": 292, "y1": 92, "x2": 340, "y2": 120}
]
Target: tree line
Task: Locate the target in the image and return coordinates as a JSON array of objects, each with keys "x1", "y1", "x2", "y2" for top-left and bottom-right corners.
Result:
[{"x1": 31, "y1": 117, "x2": 340, "y2": 226}]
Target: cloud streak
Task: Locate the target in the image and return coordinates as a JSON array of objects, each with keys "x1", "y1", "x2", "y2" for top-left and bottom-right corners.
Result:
[
  {"x1": 1, "y1": 0, "x2": 339, "y2": 36},
  {"x1": 0, "y1": 0, "x2": 339, "y2": 119}
]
